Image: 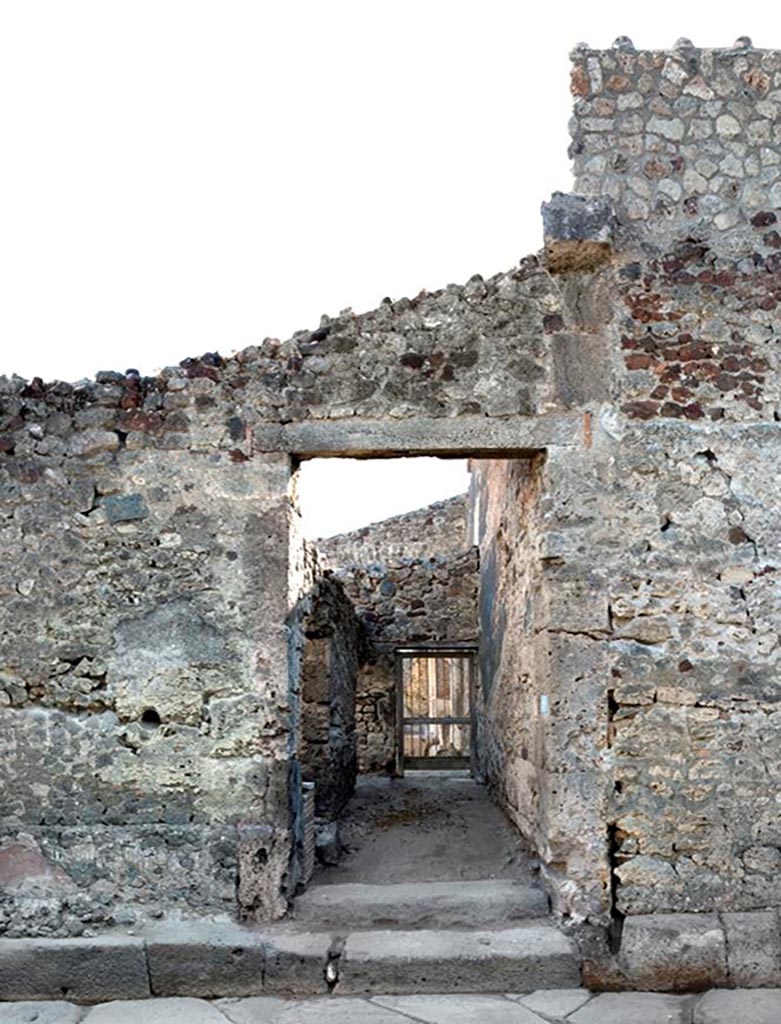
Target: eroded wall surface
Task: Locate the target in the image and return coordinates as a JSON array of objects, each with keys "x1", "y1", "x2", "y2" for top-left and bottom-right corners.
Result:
[
  {"x1": 316, "y1": 494, "x2": 469, "y2": 566},
  {"x1": 0, "y1": 401, "x2": 295, "y2": 934},
  {"x1": 567, "y1": 41, "x2": 781, "y2": 918}
]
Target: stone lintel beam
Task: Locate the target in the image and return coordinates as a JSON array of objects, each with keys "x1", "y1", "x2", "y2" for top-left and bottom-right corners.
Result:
[
  {"x1": 252, "y1": 412, "x2": 586, "y2": 459},
  {"x1": 542, "y1": 192, "x2": 614, "y2": 273}
]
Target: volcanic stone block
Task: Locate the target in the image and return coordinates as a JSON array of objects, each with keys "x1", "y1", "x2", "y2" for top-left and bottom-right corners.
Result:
[
  {"x1": 146, "y1": 922, "x2": 266, "y2": 998},
  {"x1": 0, "y1": 936, "x2": 150, "y2": 1002}
]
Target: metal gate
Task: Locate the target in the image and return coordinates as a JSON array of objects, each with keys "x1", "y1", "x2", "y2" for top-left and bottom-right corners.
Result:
[{"x1": 396, "y1": 647, "x2": 475, "y2": 773}]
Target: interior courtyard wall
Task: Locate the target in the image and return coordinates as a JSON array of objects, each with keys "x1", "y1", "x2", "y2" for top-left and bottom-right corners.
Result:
[{"x1": 317, "y1": 498, "x2": 478, "y2": 773}]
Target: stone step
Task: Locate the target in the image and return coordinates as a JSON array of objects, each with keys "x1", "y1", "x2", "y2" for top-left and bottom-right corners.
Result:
[
  {"x1": 334, "y1": 923, "x2": 581, "y2": 995},
  {"x1": 291, "y1": 879, "x2": 549, "y2": 931},
  {"x1": 0, "y1": 921, "x2": 579, "y2": 1002}
]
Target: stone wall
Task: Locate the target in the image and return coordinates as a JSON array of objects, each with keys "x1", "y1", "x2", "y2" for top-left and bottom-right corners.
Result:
[
  {"x1": 297, "y1": 564, "x2": 362, "y2": 819},
  {"x1": 473, "y1": 456, "x2": 610, "y2": 921},
  {"x1": 5, "y1": 37, "x2": 781, "y2": 938},
  {"x1": 0, "y1": 402, "x2": 296, "y2": 934},
  {"x1": 571, "y1": 40, "x2": 781, "y2": 252}
]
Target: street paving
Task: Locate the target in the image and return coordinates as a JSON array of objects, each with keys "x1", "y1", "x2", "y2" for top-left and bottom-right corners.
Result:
[{"x1": 1, "y1": 988, "x2": 779, "y2": 1023}]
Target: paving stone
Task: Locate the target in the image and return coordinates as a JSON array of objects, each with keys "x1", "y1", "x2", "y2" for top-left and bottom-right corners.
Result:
[
  {"x1": 340, "y1": 925, "x2": 580, "y2": 994},
  {"x1": 219, "y1": 996, "x2": 407, "y2": 1022},
  {"x1": 83, "y1": 999, "x2": 227, "y2": 1023},
  {"x1": 570, "y1": 991, "x2": 693, "y2": 1023},
  {"x1": 215, "y1": 998, "x2": 288, "y2": 1023},
  {"x1": 145, "y1": 922, "x2": 266, "y2": 997},
  {"x1": 373, "y1": 993, "x2": 548, "y2": 1022},
  {"x1": 0, "y1": 937, "x2": 149, "y2": 1002},
  {"x1": 0, "y1": 1004, "x2": 84, "y2": 1024},
  {"x1": 514, "y1": 988, "x2": 593, "y2": 1017},
  {"x1": 693, "y1": 989, "x2": 781, "y2": 1024}
]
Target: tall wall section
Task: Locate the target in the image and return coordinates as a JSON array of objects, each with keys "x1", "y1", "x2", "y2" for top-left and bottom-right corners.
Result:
[
  {"x1": 0, "y1": 398, "x2": 296, "y2": 935},
  {"x1": 566, "y1": 40, "x2": 781, "y2": 917}
]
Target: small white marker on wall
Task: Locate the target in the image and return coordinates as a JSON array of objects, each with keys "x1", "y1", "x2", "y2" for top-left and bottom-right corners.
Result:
[{"x1": 539, "y1": 694, "x2": 550, "y2": 716}]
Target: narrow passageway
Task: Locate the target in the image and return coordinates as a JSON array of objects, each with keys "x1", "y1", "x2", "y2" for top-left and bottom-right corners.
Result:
[
  {"x1": 291, "y1": 771, "x2": 549, "y2": 934},
  {"x1": 315, "y1": 771, "x2": 537, "y2": 885}
]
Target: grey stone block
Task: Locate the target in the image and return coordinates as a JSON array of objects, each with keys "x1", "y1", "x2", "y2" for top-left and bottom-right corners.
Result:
[
  {"x1": 339, "y1": 925, "x2": 580, "y2": 995},
  {"x1": 261, "y1": 931, "x2": 331, "y2": 996},
  {"x1": 145, "y1": 922, "x2": 265, "y2": 998},
  {"x1": 252, "y1": 412, "x2": 584, "y2": 458},
  {"x1": 570, "y1": 991, "x2": 693, "y2": 1023},
  {"x1": 542, "y1": 193, "x2": 614, "y2": 243},
  {"x1": 315, "y1": 822, "x2": 341, "y2": 866},
  {"x1": 84, "y1": 998, "x2": 226, "y2": 1023},
  {"x1": 215, "y1": 997, "x2": 288, "y2": 1023},
  {"x1": 614, "y1": 914, "x2": 728, "y2": 991},
  {"x1": 551, "y1": 333, "x2": 609, "y2": 407},
  {"x1": 0, "y1": 1003, "x2": 83, "y2": 1024},
  {"x1": 694, "y1": 989, "x2": 781, "y2": 1024},
  {"x1": 722, "y1": 911, "x2": 781, "y2": 987},
  {"x1": 0, "y1": 936, "x2": 149, "y2": 1002}
]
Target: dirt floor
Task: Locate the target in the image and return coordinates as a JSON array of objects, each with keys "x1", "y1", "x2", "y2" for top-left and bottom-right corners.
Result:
[{"x1": 314, "y1": 771, "x2": 538, "y2": 885}]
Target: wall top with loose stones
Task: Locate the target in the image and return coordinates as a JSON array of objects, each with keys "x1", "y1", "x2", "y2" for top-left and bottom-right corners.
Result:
[
  {"x1": 569, "y1": 37, "x2": 781, "y2": 250},
  {"x1": 315, "y1": 494, "x2": 469, "y2": 569}
]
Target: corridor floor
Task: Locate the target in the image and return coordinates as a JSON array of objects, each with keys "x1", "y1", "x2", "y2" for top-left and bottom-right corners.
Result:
[{"x1": 314, "y1": 771, "x2": 537, "y2": 885}]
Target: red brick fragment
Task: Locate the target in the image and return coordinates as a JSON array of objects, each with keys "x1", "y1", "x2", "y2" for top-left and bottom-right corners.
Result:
[
  {"x1": 625, "y1": 354, "x2": 657, "y2": 370},
  {"x1": 622, "y1": 401, "x2": 659, "y2": 419},
  {"x1": 571, "y1": 64, "x2": 589, "y2": 97}
]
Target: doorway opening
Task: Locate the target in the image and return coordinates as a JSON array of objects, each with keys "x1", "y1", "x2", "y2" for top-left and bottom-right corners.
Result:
[
  {"x1": 396, "y1": 646, "x2": 475, "y2": 774},
  {"x1": 288, "y1": 452, "x2": 547, "y2": 903}
]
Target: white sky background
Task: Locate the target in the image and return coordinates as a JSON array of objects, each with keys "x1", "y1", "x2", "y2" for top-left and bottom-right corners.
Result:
[{"x1": 1, "y1": 2, "x2": 773, "y2": 535}]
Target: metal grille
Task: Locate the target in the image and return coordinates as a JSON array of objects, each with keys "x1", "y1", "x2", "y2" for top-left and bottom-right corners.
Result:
[{"x1": 397, "y1": 649, "x2": 475, "y2": 772}]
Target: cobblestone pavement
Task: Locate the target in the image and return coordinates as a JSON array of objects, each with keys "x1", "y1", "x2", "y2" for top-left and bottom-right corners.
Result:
[{"x1": 1, "y1": 989, "x2": 780, "y2": 1023}]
